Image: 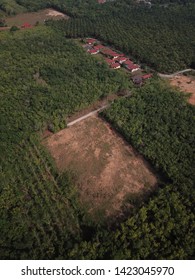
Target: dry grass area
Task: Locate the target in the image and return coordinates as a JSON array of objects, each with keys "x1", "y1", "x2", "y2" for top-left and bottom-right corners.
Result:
[
  {"x1": 44, "y1": 116, "x2": 157, "y2": 222},
  {"x1": 6, "y1": 9, "x2": 69, "y2": 26},
  {"x1": 169, "y1": 75, "x2": 195, "y2": 105}
]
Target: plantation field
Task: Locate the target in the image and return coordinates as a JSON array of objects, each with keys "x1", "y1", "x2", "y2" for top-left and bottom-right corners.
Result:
[
  {"x1": 0, "y1": 137, "x2": 80, "y2": 259},
  {"x1": 5, "y1": 8, "x2": 69, "y2": 26},
  {"x1": 44, "y1": 116, "x2": 157, "y2": 223}
]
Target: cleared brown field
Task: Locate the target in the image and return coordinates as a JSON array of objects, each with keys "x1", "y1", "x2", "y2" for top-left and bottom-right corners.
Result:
[
  {"x1": 169, "y1": 75, "x2": 195, "y2": 105},
  {"x1": 5, "y1": 9, "x2": 69, "y2": 26},
  {"x1": 44, "y1": 116, "x2": 157, "y2": 223}
]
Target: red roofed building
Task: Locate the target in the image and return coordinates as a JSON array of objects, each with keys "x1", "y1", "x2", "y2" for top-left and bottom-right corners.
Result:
[
  {"x1": 142, "y1": 74, "x2": 153, "y2": 80},
  {"x1": 104, "y1": 58, "x2": 114, "y2": 65},
  {"x1": 101, "y1": 48, "x2": 119, "y2": 59},
  {"x1": 101, "y1": 48, "x2": 113, "y2": 55},
  {"x1": 116, "y1": 57, "x2": 128, "y2": 64},
  {"x1": 86, "y1": 38, "x2": 97, "y2": 45},
  {"x1": 21, "y1": 22, "x2": 32, "y2": 28},
  {"x1": 123, "y1": 59, "x2": 134, "y2": 66},
  {"x1": 93, "y1": 44, "x2": 105, "y2": 51},
  {"x1": 98, "y1": 0, "x2": 106, "y2": 3},
  {"x1": 110, "y1": 63, "x2": 121, "y2": 69},
  {"x1": 88, "y1": 48, "x2": 99, "y2": 55}
]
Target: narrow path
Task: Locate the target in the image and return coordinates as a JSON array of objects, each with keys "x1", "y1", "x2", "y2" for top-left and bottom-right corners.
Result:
[
  {"x1": 158, "y1": 69, "x2": 194, "y2": 78},
  {"x1": 67, "y1": 93, "x2": 132, "y2": 127},
  {"x1": 67, "y1": 105, "x2": 108, "y2": 127}
]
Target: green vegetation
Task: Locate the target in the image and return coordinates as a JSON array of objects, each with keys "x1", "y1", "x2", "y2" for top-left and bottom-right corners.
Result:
[
  {"x1": 0, "y1": 0, "x2": 195, "y2": 260},
  {"x1": 0, "y1": 26, "x2": 130, "y2": 259},
  {"x1": 68, "y1": 80, "x2": 195, "y2": 259},
  {"x1": 0, "y1": 0, "x2": 26, "y2": 15},
  {"x1": 49, "y1": 2, "x2": 195, "y2": 73},
  {"x1": 102, "y1": 80, "x2": 194, "y2": 186}
]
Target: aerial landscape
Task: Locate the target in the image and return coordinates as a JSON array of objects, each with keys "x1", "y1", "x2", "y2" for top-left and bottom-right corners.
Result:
[{"x1": 0, "y1": 0, "x2": 195, "y2": 260}]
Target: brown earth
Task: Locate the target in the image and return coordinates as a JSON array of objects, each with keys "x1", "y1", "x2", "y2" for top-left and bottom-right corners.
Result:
[
  {"x1": 169, "y1": 75, "x2": 195, "y2": 105},
  {"x1": 44, "y1": 116, "x2": 157, "y2": 223},
  {"x1": 5, "y1": 9, "x2": 69, "y2": 26}
]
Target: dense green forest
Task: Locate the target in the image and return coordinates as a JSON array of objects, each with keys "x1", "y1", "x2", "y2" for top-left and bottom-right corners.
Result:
[
  {"x1": 48, "y1": 2, "x2": 195, "y2": 73},
  {"x1": 0, "y1": 26, "x2": 130, "y2": 259},
  {"x1": 0, "y1": 0, "x2": 195, "y2": 260},
  {"x1": 1, "y1": 1, "x2": 195, "y2": 72},
  {"x1": 0, "y1": 0, "x2": 98, "y2": 16}
]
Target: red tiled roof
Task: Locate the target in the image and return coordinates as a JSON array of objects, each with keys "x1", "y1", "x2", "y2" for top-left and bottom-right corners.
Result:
[
  {"x1": 126, "y1": 64, "x2": 140, "y2": 70},
  {"x1": 101, "y1": 48, "x2": 113, "y2": 54},
  {"x1": 86, "y1": 38, "x2": 97, "y2": 44},
  {"x1": 110, "y1": 63, "x2": 121, "y2": 69},
  {"x1": 123, "y1": 59, "x2": 134, "y2": 65},
  {"x1": 142, "y1": 74, "x2": 153, "y2": 79},
  {"x1": 104, "y1": 58, "x2": 114, "y2": 64},
  {"x1": 117, "y1": 57, "x2": 127, "y2": 62},
  {"x1": 101, "y1": 49, "x2": 120, "y2": 58},
  {"x1": 88, "y1": 48, "x2": 99, "y2": 54},
  {"x1": 93, "y1": 44, "x2": 105, "y2": 50}
]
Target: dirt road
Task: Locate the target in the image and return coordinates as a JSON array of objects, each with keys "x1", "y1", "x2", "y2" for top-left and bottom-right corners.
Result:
[
  {"x1": 158, "y1": 69, "x2": 194, "y2": 78},
  {"x1": 67, "y1": 105, "x2": 108, "y2": 127}
]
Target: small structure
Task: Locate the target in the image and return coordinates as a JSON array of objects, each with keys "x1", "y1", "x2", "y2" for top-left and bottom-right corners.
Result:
[
  {"x1": 101, "y1": 48, "x2": 119, "y2": 59},
  {"x1": 123, "y1": 59, "x2": 134, "y2": 66},
  {"x1": 130, "y1": 64, "x2": 140, "y2": 72},
  {"x1": 110, "y1": 63, "x2": 121, "y2": 69},
  {"x1": 116, "y1": 57, "x2": 128, "y2": 64},
  {"x1": 86, "y1": 38, "x2": 97, "y2": 45},
  {"x1": 93, "y1": 44, "x2": 105, "y2": 51},
  {"x1": 123, "y1": 60, "x2": 140, "y2": 72},
  {"x1": 104, "y1": 57, "x2": 115, "y2": 65},
  {"x1": 21, "y1": 22, "x2": 32, "y2": 28},
  {"x1": 142, "y1": 73, "x2": 153, "y2": 80},
  {"x1": 88, "y1": 48, "x2": 99, "y2": 55},
  {"x1": 132, "y1": 76, "x2": 143, "y2": 85}
]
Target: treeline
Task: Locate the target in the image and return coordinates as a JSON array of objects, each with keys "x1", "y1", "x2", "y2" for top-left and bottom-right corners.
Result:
[
  {"x1": 0, "y1": 0, "x2": 99, "y2": 16},
  {"x1": 151, "y1": 0, "x2": 194, "y2": 4},
  {"x1": 102, "y1": 80, "x2": 195, "y2": 186},
  {"x1": 0, "y1": 26, "x2": 130, "y2": 259},
  {"x1": 48, "y1": 2, "x2": 195, "y2": 73},
  {"x1": 67, "y1": 80, "x2": 195, "y2": 259}
]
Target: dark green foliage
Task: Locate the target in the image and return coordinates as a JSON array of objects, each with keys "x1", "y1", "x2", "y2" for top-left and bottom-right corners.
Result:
[
  {"x1": 0, "y1": 26, "x2": 129, "y2": 259},
  {"x1": 68, "y1": 80, "x2": 195, "y2": 260},
  {"x1": 10, "y1": 24, "x2": 19, "y2": 31},
  {"x1": 49, "y1": 2, "x2": 195, "y2": 73},
  {"x1": 69, "y1": 184, "x2": 195, "y2": 259},
  {"x1": 102, "y1": 80, "x2": 195, "y2": 185},
  {"x1": 1, "y1": 1, "x2": 195, "y2": 260}
]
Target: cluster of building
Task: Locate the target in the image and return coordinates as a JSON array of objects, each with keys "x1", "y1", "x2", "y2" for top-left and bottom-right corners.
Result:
[
  {"x1": 83, "y1": 38, "x2": 141, "y2": 72},
  {"x1": 83, "y1": 38, "x2": 153, "y2": 84}
]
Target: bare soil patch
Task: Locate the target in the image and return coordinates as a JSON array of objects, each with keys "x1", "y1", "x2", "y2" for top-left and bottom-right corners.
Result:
[
  {"x1": 44, "y1": 116, "x2": 157, "y2": 223},
  {"x1": 5, "y1": 9, "x2": 69, "y2": 26},
  {"x1": 169, "y1": 75, "x2": 195, "y2": 105}
]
